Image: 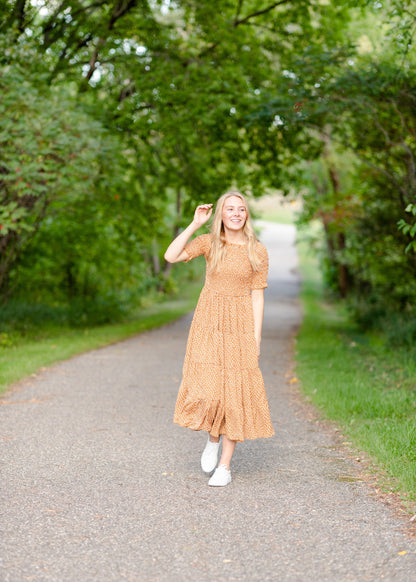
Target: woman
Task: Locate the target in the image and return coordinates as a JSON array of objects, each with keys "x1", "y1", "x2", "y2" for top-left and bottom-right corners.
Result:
[{"x1": 164, "y1": 191, "x2": 274, "y2": 487}]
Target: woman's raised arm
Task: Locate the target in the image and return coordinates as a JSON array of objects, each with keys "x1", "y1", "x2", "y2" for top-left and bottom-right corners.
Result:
[{"x1": 164, "y1": 204, "x2": 213, "y2": 263}]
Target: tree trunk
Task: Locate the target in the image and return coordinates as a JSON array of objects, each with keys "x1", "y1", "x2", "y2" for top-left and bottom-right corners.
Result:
[
  {"x1": 322, "y1": 131, "x2": 352, "y2": 298},
  {"x1": 337, "y1": 232, "x2": 349, "y2": 298},
  {"x1": 151, "y1": 238, "x2": 161, "y2": 276}
]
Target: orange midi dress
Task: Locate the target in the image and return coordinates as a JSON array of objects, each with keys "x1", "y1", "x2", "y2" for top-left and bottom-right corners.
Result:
[{"x1": 173, "y1": 233, "x2": 274, "y2": 442}]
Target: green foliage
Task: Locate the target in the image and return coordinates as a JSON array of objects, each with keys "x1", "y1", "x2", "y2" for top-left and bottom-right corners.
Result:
[
  {"x1": 0, "y1": 34, "x2": 127, "y2": 301},
  {"x1": 296, "y1": 243, "x2": 416, "y2": 499},
  {"x1": 246, "y1": 3, "x2": 416, "y2": 333},
  {"x1": 310, "y1": 59, "x2": 416, "y2": 320},
  {"x1": 398, "y1": 204, "x2": 416, "y2": 253},
  {"x1": 2, "y1": 0, "x2": 362, "y2": 323},
  {"x1": 1, "y1": 0, "x2": 416, "y2": 336},
  {"x1": 0, "y1": 273, "x2": 204, "y2": 395}
]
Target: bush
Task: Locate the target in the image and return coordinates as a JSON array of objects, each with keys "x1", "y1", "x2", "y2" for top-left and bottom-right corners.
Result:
[{"x1": 67, "y1": 294, "x2": 128, "y2": 327}]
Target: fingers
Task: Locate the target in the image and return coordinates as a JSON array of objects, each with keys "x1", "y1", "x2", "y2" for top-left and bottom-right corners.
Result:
[
  {"x1": 196, "y1": 204, "x2": 213, "y2": 212},
  {"x1": 194, "y1": 204, "x2": 213, "y2": 223}
]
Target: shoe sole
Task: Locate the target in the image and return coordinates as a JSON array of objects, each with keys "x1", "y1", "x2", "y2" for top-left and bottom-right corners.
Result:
[{"x1": 208, "y1": 479, "x2": 232, "y2": 487}]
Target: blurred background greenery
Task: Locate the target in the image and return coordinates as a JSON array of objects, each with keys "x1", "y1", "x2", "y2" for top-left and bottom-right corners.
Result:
[{"x1": 0, "y1": 0, "x2": 415, "y2": 342}]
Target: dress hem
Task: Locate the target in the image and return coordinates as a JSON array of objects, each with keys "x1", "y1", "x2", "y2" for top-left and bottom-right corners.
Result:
[{"x1": 173, "y1": 417, "x2": 275, "y2": 443}]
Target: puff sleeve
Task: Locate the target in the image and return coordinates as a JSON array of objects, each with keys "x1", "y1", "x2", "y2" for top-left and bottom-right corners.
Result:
[
  {"x1": 184, "y1": 234, "x2": 211, "y2": 262},
  {"x1": 251, "y1": 243, "x2": 269, "y2": 289}
]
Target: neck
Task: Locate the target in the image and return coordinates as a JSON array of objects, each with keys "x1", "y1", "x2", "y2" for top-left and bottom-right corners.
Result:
[{"x1": 223, "y1": 227, "x2": 246, "y2": 244}]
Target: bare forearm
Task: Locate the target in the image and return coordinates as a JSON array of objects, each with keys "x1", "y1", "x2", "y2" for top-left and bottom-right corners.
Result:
[
  {"x1": 251, "y1": 289, "x2": 264, "y2": 354},
  {"x1": 164, "y1": 221, "x2": 200, "y2": 263}
]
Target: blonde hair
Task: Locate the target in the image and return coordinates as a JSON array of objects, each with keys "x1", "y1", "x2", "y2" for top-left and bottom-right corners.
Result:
[{"x1": 208, "y1": 191, "x2": 261, "y2": 272}]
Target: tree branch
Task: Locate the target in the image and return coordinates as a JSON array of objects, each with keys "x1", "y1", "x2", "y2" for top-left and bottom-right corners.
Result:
[
  {"x1": 83, "y1": 0, "x2": 138, "y2": 84},
  {"x1": 234, "y1": 0, "x2": 292, "y2": 27},
  {"x1": 85, "y1": 38, "x2": 106, "y2": 82},
  {"x1": 42, "y1": 0, "x2": 72, "y2": 47},
  {"x1": 109, "y1": 0, "x2": 138, "y2": 27},
  {"x1": 305, "y1": 123, "x2": 411, "y2": 200},
  {"x1": 235, "y1": 0, "x2": 244, "y2": 21},
  {"x1": 42, "y1": 1, "x2": 106, "y2": 48},
  {"x1": 2, "y1": 0, "x2": 27, "y2": 35}
]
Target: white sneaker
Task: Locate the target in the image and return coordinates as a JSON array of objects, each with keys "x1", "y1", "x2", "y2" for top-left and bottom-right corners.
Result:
[
  {"x1": 200, "y1": 437, "x2": 220, "y2": 473},
  {"x1": 208, "y1": 464, "x2": 232, "y2": 487}
]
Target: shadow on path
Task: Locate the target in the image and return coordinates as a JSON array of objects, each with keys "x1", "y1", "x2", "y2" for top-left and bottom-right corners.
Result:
[{"x1": 1, "y1": 222, "x2": 415, "y2": 581}]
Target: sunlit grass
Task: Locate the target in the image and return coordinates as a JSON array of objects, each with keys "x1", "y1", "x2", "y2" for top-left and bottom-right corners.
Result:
[
  {"x1": 296, "y1": 237, "x2": 416, "y2": 502},
  {"x1": 0, "y1": 276, "x2": 203, "y2": 395},
  {"x1": 251, "y1": 193, "x2": 300, "y2": 225}
]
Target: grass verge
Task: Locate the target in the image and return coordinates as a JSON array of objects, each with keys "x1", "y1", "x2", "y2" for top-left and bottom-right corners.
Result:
[
  {"x1": 0, "y1": 275, "x2": 203, "y2": 396},
  {"x1": 295, "y1": 241, "x2": 416, "y2": 503},
  {"x1": 251, "y1": 193, "x2": 299, "y2": 225}
]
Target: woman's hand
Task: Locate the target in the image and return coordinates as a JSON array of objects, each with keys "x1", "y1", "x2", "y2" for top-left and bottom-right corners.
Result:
[
  {"x1": 164, "y1": 203, "x2": 213, "y2": 263},
  {"x1": 192, "y1": 204, "x2": 213, "y2": 228}
]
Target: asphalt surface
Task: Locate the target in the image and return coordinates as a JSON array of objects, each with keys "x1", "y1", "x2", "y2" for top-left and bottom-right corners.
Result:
[{"x1": 1, "y1": 222, "x2": 415, "y2": 582}]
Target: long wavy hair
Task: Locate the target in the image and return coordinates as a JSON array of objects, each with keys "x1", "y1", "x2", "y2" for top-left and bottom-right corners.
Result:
[{"x1": 208, "y1": 191, "x2": 261, "y2": 272}]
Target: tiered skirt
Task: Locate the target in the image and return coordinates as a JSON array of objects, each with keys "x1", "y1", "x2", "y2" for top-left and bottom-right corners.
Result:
[{"x1": 174, "y1": 287, "x2": 274, "y2": 442}]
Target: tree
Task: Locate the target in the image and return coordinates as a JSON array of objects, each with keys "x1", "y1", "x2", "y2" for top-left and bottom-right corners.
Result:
[
  {"x1": 243, "y1": 2, "x2": 416, "y2": 325},
  {"x1": 6, "y1": 0, "x2": 413, "y2": 328},
  {"x1": 0, "y1": 37, "x2": 126, "y2": 299}
]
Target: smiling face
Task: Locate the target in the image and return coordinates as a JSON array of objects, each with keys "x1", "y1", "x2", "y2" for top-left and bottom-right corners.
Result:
[{"x1": 221, "y1": 195, "x2": 247, "y2": 233}]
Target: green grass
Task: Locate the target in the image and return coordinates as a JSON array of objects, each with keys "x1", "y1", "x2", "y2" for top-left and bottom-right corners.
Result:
[
  {"x1": 0, "y1": 277, "x2": 203, "y2": 395},
  {"x1": 257, "y1": 205, "x2": 297, "y2": 224},
  {"x1": 251, "y1": 194, "x2": 299, "y2": 225},
  {"x1": 296, "y1": 240, "x2": 416, "y2": 503}
]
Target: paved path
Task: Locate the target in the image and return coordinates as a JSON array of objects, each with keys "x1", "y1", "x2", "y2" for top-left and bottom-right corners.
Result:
[{"x1": 1, "y1": 222, "x2": 415, "y2": 582}]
